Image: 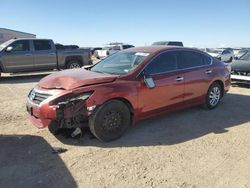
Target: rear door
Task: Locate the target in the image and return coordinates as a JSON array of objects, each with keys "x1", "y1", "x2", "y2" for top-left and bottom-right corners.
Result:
[
  {"x1": 138, "y1": 51, "x2": 185, "y2": 115},
  {"x1": 180, "y1": 50, "x2": 213, "y2": 104},
  {"x1": 32, "y1": 40, "x2": 57, "y2": 71},
  {"x1": 3, "y1": 40, "x2": 34, "y2": 72}
]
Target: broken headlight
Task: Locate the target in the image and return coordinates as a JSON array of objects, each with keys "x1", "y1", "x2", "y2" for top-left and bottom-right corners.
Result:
[{"x1": 50, "y1": 91, "x2": 93, "y2": 105}]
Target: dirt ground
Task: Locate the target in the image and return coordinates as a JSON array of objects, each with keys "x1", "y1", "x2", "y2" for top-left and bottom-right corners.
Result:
[{"x1": 0, "y1": 73, "x2": 250, "y2": 188}]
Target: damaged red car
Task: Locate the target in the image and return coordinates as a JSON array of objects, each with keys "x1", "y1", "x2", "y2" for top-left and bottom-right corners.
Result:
[{"x1": 26, "y1": 46, "x2": 231, "y2": 141}]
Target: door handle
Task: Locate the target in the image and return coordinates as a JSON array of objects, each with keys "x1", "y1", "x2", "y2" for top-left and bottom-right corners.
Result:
[
  {"x1": 175, "y1": 76, "x2": 184, "y2": 81},
  {"x1": 25, "y1": 54, "x2": 32, "y2": 56},
  {"x1": 205, "y1": 70, "x2": 212, "y2": 74}
]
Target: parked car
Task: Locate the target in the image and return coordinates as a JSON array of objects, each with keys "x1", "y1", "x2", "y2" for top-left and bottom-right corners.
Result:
[
  {"x1": 0, "y1": 38, "x2": 92, "y2": 77},
  {"x1": 231, "y1": 51, "x2": 250, "y2": 83},
  {"x1": 152, "y1": 41, "x2": 184, "y2": 46},
  {"x1": 232, "y1": 51, "x2": 250, "y2": 74},
  {"x1": 94, "y1": 43, "x2": 134, "y2": 59},
  {"x1": 26, "y1": 46, "x2": 231, "y2": 142},
  {"x1": 206, "y1": 48, "x2": 234, "y2": 62}
]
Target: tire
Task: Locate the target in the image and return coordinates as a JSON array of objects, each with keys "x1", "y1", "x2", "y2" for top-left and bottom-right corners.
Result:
[
  {"x1": 66, "y1": 60, "x2": 82, "y2": 69},
  {"x1": 204, "y1": 82, "x2": 222, "y2": 109},
  {"x1": 228, "y1": 57, "x2": 233, "y2": 63},
  {"x1": 89, "y1": 100, "x2": 131, "y2": 142},
  {"x1": 48, "y1": 121, "x2": 61, "y2": 135}
]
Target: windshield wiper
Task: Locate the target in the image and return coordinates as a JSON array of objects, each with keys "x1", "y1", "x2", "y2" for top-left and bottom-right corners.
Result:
[
  {"x1": 92, "y1": 70, "x2": 103, "y2": 73},
  {"x1": 91, "y1": 70, "x2": 111, "y2": 75}
]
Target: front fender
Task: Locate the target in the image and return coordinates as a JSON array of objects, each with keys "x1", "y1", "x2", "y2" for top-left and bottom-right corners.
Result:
[
  {"x1": 84, "y1": 80, "x2": 139, "y2": 113},
  {"x1": 90, "y1": 82, "x2": 138, "y2": 106}
]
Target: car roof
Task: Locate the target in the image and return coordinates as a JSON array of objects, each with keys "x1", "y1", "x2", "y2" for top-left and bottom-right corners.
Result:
[{"x1": 125, "y1": 45, "x2": 189, "y2": 53}]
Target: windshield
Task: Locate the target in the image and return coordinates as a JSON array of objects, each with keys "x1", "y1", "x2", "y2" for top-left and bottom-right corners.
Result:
[
  {"x1": 91, "y1": 51, "x2": 151, "y2": 75},
  {"x1": 239, "y1": 49, "x2": 249, "y2": 54},
  {"x1": 240, "y1": 51, "x2": 250, "y2": 60},
  {"x1": 0, "y1": 39, "x2": 15, "y2": 51}
]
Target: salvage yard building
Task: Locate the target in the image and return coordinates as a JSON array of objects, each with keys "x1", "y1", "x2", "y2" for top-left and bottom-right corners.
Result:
[{"x1": 0, "y1": 28, "x2": 36, "y2": 44}]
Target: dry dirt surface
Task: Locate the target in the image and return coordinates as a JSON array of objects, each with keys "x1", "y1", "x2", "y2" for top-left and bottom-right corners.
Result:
[{"x1": 0, "y1": 73, "x2": 250, "y2": 188}]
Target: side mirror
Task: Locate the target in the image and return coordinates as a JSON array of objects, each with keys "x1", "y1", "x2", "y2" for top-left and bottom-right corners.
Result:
[
  {"x1": 6, "y1": 46, "x2": 13, "y2": 52},
  {"x1": 144, "y1": 75, "x2": 155, "y2": 89}
]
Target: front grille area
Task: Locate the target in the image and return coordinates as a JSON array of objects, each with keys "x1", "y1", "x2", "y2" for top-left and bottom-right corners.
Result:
[{"x1": 29, "y1": 90, "x2": 52, "y2": 105}]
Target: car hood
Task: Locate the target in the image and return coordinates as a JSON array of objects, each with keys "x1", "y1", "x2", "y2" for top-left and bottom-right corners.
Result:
[{"x1": 39, "y1": 68, "x2": 118, "y2": 90}]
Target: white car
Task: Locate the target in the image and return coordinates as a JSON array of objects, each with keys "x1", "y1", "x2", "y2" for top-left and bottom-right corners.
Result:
[
  {"x1": 94, "y1": 43, "x2": 134, "y2": 59},
  {"x1": 206, "y1": 48, "x2": 234, "y2": 62}
]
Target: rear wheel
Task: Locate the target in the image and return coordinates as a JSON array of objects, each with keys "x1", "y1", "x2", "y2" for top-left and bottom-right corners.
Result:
[
  {"x1": 89, "y1": 100, "x2": 131, "y2": 142},
  {"x1": 204, "y1": 82, "x2": 222, "y2": 109},
  {"x1": 66, "y1": 60, "x2": 82, "y2": 69}
]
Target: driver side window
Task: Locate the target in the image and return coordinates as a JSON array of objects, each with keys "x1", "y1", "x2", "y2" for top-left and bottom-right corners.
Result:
[
  {"x1": 9, "y1": 40, "x2": 30, "y2": 52},
  {"x1": 146, "y1": 51, "x2": 178, "y2": 75},
  {"x1": 222, "y1": 50, "x2": 229, "y2": 55}
]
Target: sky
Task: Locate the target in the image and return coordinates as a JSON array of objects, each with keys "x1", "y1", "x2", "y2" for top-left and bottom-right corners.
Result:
[{"x1": 1, "y1": 0, "x2": 250, "y2": 48}]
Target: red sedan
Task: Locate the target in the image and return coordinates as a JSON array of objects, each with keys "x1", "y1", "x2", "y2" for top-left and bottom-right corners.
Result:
[{"x1": 26, "y1": 46, "x2": 231, "y2": 141}]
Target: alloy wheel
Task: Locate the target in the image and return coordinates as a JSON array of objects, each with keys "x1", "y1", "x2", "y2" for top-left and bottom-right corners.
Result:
[
  {"x1": 69, "y1": 62, "x2": 81, "y2": 69},
  {"x1": 209, "y1": 86, "x2": 221, "y2": 107}
]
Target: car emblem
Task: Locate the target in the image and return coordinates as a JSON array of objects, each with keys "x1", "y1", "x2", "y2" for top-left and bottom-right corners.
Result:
[{"x1": 29, "y1": 90, "x2": 36, "y2": 101}]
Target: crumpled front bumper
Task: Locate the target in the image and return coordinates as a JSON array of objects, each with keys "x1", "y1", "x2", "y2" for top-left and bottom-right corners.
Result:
[{"x1": 26, "y1": 100, "x2": 57, "y2": 128}]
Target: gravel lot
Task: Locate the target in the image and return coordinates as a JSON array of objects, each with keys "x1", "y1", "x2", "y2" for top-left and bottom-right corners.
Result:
[{"x1": 0, "y1": 73, "x2": 250, "y2": 188}]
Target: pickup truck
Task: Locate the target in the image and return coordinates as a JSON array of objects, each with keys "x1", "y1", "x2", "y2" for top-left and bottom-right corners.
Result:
[
  {"x1": 94, "y1": 43, "x2": 134, "y2": 59},
  {"x1": 0, "y1": 38, "x2": 92, "y2": 76}
]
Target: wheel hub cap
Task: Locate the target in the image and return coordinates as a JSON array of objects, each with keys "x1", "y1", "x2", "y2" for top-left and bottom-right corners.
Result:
[
  {"x1": 209, "y1": 87, "x2": 221, "y2": 106},
  {"x1": 70, "y1": 63, "x2": 81, "y2": 69},
  {"x1": 102, "y1": 111, "x2": 122, "y2": 132}
]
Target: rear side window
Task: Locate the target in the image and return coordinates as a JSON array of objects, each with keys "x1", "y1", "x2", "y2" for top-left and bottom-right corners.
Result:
[
  {"x1": 203, "y1": 55, "x2": 212, "y2": 65},
  {"x1": 10, "y1": 40, "x2": 30, "y2": 52},
  {"x1": 34, "y1": 40, "x2": 52, "y2": 51},
  {"x1": 146, "y1": 51, "x2": 179, "y2": 75},
  {"x1": 181, "y1": 51, "x2": 205, "y2": 69}
]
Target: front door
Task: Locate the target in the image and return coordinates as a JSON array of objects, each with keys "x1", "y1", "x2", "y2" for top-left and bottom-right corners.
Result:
[
  {"x1": 138, "y1": 51, "x2": 184, "y2": 116},
  {"x1": 3, "y1": 40, "x2": 34, "y2": 72}
]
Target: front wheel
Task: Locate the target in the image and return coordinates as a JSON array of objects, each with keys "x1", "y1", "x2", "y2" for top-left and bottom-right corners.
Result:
[
  {"x1": 89, "y1": 100, "x2": 131, "y2": 142},
  {"x1": 204, "y1": 82, "x2": 222, "y2": 109},
  {"x1": 66, "y1": 60, "x2": 82, "y2": 69}
]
